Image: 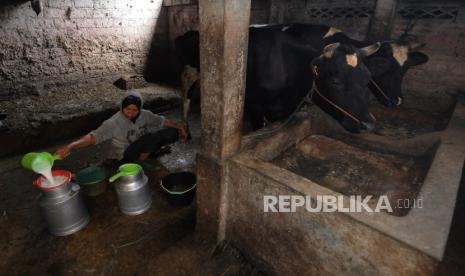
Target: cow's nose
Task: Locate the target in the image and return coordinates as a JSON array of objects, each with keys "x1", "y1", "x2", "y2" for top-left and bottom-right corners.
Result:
[
  {"x1": 360, "y1": 112, "x2": 376, "y2": 132},
  {"x1": 369, "y1": 112, "x2": 376, "y2": 122},
  {"x1": 383, "y1": 97, "x2": 397, "y2": 108},
  {"x1": 361, "y1": 121, "x2": 376, "y2": 132}
]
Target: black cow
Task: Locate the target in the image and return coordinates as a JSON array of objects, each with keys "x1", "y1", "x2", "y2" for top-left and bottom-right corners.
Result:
[
  {"x1": 272, "y1": 23, "x2": 429, "y2": 107},
  {"x1": 175, "y1": 27, "x2": 379, "y2": 133}
]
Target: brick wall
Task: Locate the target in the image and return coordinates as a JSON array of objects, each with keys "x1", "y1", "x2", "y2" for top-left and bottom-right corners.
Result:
[
  {"x1": 3, "y1": 0, "x2": 461, "y2": 102},
  {"x1": 162, "y1": 0, "x2": 270, "y2": 83},
  {"x1": 391, "y1": 0, "x2": 465, "y2": 108},
  {"x1": 270, "y1": 0, "x2": 377, "y2": 40},
  {"x1": 271, "y1": 0, "x2": 465, "y2": 108},
  {"x1": 0, "y1": 0, "x2": 167, "y2": 98},
  {"x1": 165, "y1": 0, "x2": 270, "y2": 48}
]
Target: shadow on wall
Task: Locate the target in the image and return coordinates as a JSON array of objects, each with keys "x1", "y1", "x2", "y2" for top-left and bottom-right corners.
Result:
[
  {"x1": 0, "y1": 0, "x2": 29, "y2": 6},
  {"x1": 0, "y1": 0, "x2": 29, "y2": 17},
  {"x1": 144, "y1": 7, "x2": 182, "y2": 86},
  {"x1": 435, "y1": 161, "x2": 465, "y2": 276}
]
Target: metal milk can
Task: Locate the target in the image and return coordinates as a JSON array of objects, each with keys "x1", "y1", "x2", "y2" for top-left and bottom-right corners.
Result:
[
  {"x1": 109, "y1": 163, "x2": 152, "y2": 215},
  {"x1": 33, "y1": 170, "x2": 90, "y2": 236}
]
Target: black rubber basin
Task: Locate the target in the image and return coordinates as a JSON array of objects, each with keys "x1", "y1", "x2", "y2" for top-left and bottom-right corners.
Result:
[{"x1": 160, "y1": 172, "x2": 196, "y2": 206}]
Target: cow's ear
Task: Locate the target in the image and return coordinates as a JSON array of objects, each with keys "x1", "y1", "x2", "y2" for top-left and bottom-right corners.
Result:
[
  {"x1": 322, "y1": 43, "x2": 340, "y2": 58},
  {"x1": 360, "y1": 42, "x2": 381, "y2": 57},
  {"x1": 365, "y1": 57, "x2": 392, "y2": 77},
  {"x1": 405, "y1": 52, "x2": 429, "y2": 67}
]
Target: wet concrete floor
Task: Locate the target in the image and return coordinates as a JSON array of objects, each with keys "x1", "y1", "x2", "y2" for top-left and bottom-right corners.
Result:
[
  {"x1": 0, "y1": 108, "x2": 262, "y2": 275},
  {"x1": 0, "y1": 104, "x2": 464, "y2": 275}
]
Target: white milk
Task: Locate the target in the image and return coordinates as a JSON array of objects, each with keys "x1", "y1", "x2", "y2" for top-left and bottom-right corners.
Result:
[
  {"x1": 40, "y1": 175, "x2": 68, "y2": 188},
  {"x1": 34, "y1": 162, "x2": 56, "y2": 187}
]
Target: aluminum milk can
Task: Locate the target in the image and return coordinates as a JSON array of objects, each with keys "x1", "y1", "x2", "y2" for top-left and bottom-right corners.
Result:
[
  {"x1": 33, "y1": 170, "x2": 90, "y2": 236},
  {"x1": 109, "y1": 163, "x2": 152, "y2": 215}
]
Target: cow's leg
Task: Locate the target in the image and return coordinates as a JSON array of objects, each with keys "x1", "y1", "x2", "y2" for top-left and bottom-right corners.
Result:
[
  {"x1": 244, "y1": 98, "x2": 266, "y2": 130},
  {"x1": 251, "y1": 105, "x2": 266, "y2": 130},
  {"x1": 180, "y1": 66, "x2": 200, "y2": 140},
  {"x1": 183, "y1": 98, "x2": 191, "y2": 125},
  {"x1": 259, "y1": 87, "x2": 287, "y2": 123},
  {"x1": 264, "y1": 96, "x2": 286, "y2": 122}
]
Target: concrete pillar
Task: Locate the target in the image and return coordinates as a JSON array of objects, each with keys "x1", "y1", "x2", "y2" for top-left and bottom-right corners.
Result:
[
  {"x1": 196, "y1": 0, "x2": 251, "y2": 239},
  {"x1": 367, "y1": 0, "x2": 399, "y2": 41}
]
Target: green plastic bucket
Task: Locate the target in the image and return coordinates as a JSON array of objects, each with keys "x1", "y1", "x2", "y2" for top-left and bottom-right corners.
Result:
[{"x1": 74, "y1": 166, "x2": 107, "y2": 196}]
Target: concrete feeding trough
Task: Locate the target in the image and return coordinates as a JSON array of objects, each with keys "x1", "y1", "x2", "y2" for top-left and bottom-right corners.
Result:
[
  {"x1": 219, "y1": 101, "x2": 465, "y2": 275},
  {"x1": 272, "y1": 134, "x2": 436, "y2": 217}
]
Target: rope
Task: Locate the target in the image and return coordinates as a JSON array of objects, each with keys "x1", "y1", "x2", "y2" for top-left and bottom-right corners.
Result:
[
  {"x1": 245, "y1": 87, "x2": 315, "y2": 138},
  {"x1": 370, "y1": 79, "x2": 391, "y2": 103},
  {"x1": 312, "y1": 81, "x2": 361, "y2": 124},
  {"x1": 245, "y1": 61, "x2": 371, "y2": 138}
]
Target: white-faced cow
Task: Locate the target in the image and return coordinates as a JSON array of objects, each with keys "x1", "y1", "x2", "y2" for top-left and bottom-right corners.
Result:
[
  {"x1": 276, "y1": 23, "x2": 429, "y2": 107},
  {"x1": 175, "y1": 27, "x2": 380, "y2": 133}
]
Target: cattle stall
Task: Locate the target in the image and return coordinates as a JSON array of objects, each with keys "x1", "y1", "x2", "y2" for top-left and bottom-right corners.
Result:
[
  {"x1": 189, "y1": 0, "x2": 465, "y2": 275},
  {"x1": 0, "y1": 0, "x2": 464, "y2": 275}
]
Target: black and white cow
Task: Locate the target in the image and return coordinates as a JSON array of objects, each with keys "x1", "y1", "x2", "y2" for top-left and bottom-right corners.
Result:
[
  {"x1": 175, "y1": 27, "x2": 380, "y2": 133},
  {"x1": 276, "y1": 23, "x2": 429, "y2": 107}
]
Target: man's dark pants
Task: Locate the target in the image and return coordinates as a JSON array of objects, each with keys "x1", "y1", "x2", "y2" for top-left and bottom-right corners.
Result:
[{"x1": 121, "y1": 128, "x2": 179, "y2": 163}]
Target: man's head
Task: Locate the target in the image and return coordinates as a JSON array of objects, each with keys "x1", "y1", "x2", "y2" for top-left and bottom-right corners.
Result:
[{"x1": 121, "y1": 93, "x2": 142, "y2": 120}]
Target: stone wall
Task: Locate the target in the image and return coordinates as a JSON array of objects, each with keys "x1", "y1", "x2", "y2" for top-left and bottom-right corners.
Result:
[{"x1": 0, "y1": 0, "x2": 168, "y2": 99}]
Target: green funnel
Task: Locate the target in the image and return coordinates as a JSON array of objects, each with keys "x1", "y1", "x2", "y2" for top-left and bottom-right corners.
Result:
[
  {"x1": 109, "y1": 163, "x2": 142, "y2": 183},
  {"x1": 21, "y1": 152, "x2": 61, "y2": 173}
]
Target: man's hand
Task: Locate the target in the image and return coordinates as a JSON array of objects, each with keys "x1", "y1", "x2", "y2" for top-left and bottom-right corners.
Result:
[
  {"x1": 54, "y1": 145, "x2": 71, "y2": 159},
  {"x1": 163, "y1": 119, "x2": 189, "y2": 142}
]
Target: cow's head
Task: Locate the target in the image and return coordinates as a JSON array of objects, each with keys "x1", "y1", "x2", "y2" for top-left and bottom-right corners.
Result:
[
  {"x1": 364, "y1": 42, "x2": 428, "y2": 107},
  {"x1": 311, "y1": 43, "x2": 379, "y2": 133}
]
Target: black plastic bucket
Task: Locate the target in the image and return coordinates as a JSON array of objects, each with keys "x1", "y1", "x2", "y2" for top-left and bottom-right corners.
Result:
[{"x1": 160, "y1": 172, "x2": 196, "y2": 206}]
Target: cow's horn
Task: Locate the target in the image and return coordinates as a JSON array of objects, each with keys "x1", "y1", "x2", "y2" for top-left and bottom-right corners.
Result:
[
  {"x1": 322, "y1": 43, "x2": 340, "y2": 58},
  {"x1": 360, "y1": 42, "x2": 381, "y2": 57}
]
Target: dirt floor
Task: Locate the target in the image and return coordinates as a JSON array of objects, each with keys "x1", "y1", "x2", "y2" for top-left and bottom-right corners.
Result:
[
  {"x1": 0, "y1": 86, "x2": 262, "y2": 275},
  {"x1": 0, "y1": 118, "x2": 262, "y2": 276}
]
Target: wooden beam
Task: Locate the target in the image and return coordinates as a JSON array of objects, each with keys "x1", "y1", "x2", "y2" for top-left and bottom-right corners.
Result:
[{"x1": 367, "y1": 0, "x2": 399, "y2": 41}]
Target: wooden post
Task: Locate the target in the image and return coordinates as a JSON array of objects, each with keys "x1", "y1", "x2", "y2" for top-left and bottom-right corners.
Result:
[
  {"x1": 367, "y1": 0, "x2": 399, "y2": 41},
  {"x1": 196, "y1": 0, "x2": 251, "y2": 239}
]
